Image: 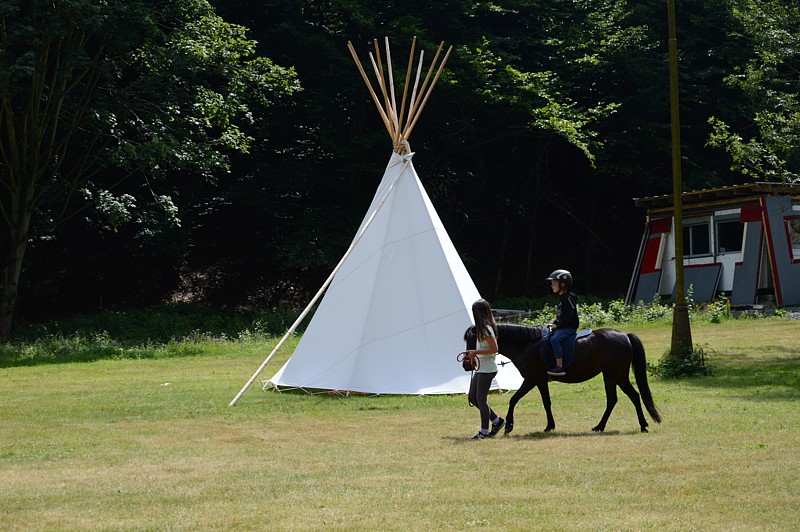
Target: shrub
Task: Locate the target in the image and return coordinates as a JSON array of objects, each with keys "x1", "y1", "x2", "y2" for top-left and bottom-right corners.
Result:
[
  {"x1": 649, "y1": 345, "x2": 713, "y2": 378},
  {"x1": 9, "y1": 302, "x2": 302, "y2": 344}
]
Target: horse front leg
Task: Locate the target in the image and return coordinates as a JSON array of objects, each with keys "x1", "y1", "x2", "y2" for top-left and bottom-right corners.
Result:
[
  {"x1": 504, "y1": 379, "x2": 536, "y2": 435},
  {"x1": 536, "y1": 381, "x2": 556, "y2": 432},
  {"x1": 593, "y1": 376, "x2": 618, "y2": 432}
]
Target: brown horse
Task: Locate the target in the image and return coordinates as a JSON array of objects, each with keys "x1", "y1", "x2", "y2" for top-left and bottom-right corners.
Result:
[{"x1": 464, "y1": 323, "x2": 661, "y2": 434}]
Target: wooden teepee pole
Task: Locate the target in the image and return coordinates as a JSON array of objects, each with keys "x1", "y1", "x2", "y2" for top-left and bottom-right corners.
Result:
[
  {"x1": 385, "y1": 37, "x2": 401, "y2": 144},
  {"x1": 347, "y1": 42, "x2": 394, "y2": 138},
  {"x1": 403, "y1": 42, "x2": 444, "y2": 133},
  {"x1": 350, "y1": 38, "x2": 452, "y2": 151},
  {"x1": 408, "y1": 49, "x2": 425, "y2": 124},
  {"x1": 397, "y1": 36, "x2": 417, "y2": 136},
  {"x1": 368, "y1": 45, "x2": 397, "y2": 138},
  {"x1": 404, "y1": 43, "x2": 452, "y2": 141}
]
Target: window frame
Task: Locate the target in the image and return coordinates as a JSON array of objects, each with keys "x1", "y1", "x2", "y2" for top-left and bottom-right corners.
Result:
[
  {"x1": 715, "y1": 218, "x2": 744, "y2": 255},
  {"x1": 786, "y1": 215, "x2": 800, "y2": 263},
  {"x1": 682, "y1": 218, "x2": 712, "y2": 258}
]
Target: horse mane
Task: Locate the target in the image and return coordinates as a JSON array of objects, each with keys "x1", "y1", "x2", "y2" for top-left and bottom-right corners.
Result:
[
  {"x1": 464, "y1": 322, "x2": 541, "y2": 343},
  {"x1": 496, "y1": 323, "x2": 541, "y2": 343}
]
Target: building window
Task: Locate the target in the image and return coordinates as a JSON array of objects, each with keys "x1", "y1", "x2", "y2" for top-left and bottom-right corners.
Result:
[
  {"x1": 788, "y1": 216, "x2": 800, "y2": 261},
  {"x1": 683, "y1": 222, "x2": 710, "y2": 257},
  {"x1": 716, "y1": 220, "x2": 744, "y2": 254}
]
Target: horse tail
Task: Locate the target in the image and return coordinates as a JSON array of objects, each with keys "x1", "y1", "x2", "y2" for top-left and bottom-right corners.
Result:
[{"x1": 628, "y1": 333, "x2": 662, "y2": 424}]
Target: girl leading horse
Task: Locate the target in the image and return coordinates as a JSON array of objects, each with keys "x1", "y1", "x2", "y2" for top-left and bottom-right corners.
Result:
[{"x1": 464, "y1": 323, "x2": 661, "y2": 434}]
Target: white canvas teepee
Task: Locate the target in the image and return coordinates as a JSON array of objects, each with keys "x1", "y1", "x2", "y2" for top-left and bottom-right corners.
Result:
[{"x1": 229, "y1": 38, "x2": 522, "y2": 403}]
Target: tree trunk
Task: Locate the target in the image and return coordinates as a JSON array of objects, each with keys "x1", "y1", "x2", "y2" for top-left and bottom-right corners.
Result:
[
  {"x1": 0, "y1": 234, "x2": 29, "y2": 338},
  {"x1": 0, "y1": 188, "x2": 33, "y2": 339}
]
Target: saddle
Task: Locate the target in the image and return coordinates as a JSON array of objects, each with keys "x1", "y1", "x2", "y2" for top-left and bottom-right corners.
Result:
[{"x1": 540, "y1": 328, "x2": 592, "y2": 369}]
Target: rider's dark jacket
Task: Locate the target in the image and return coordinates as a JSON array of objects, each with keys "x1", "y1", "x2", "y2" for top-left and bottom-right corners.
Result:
[{"x1": 553, "y1": 292, "x2": 579, "y2": 330}]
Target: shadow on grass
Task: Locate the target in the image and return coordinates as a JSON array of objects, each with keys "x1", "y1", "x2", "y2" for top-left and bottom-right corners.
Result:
[
  {"x1": 663, "y1": 356, "x2": 800, "y2": 401},
  {"x1": 446, "y1": 429, "x2": 642, "y2": 445},
  {"x1": 512, "y1": 429, "x2": 637, "y2": 440}
]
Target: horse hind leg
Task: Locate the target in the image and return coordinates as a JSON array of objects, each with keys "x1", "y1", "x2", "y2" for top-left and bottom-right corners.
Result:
[
  {"x1": 593, "y1": 377, "x2": 618, "y2": 432},
  {"x1": 618, "y1": 379, "x2": 649, "y2": 433}
]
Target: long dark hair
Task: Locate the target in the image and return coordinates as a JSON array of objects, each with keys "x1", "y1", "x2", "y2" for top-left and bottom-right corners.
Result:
[{"x1": 472, "y1": 299, "x2": 497, "y2": 342}]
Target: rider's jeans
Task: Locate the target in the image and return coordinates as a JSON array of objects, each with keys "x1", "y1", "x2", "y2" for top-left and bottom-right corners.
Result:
[{"x1": 547, "y1": 327, "x2": 576, "y2": 363}]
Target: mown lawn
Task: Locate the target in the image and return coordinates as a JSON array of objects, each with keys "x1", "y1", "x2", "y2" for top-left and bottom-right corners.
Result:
[{"x1": 1, "y1": 319, "x2": 798, "y2": 530}]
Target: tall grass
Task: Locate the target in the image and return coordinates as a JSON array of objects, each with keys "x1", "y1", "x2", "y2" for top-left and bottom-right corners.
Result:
[
  {"x1": 9, "y1": 302, "x2": 304, "y2": 344},
  {"x1": 0, "y1": 297, "x2": 753, "y2": 369},
  {"x1": 0, "y1": 303, "x2": 304, "y2": 368}
]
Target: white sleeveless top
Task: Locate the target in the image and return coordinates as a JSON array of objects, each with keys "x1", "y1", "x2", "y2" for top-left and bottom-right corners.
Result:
[{"x1": 476, "y1": 326, "x2": 499, "y2": 373}]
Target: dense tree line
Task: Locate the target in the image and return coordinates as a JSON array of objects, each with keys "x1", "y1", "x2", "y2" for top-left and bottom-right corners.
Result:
[{"x1": 1, "y1": 0, "x2": 798, "y2": 335}]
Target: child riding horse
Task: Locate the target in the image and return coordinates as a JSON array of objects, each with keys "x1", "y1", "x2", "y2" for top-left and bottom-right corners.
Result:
[{"x1": 464, "y1": 323, "x2": 661, "y2": 434}]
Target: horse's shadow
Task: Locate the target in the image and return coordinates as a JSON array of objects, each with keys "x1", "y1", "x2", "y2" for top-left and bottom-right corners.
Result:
[
  {"x1": 447, "y1": 429, "x2": 639, "y2": 445},
  {"x1": 511, "y1": 429, "x2": 632, "y2": 440}
]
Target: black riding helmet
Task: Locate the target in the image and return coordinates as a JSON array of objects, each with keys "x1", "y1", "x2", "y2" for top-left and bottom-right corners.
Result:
[{"x1": 546, "y1": 269, "x2": 573, "y2": 290}]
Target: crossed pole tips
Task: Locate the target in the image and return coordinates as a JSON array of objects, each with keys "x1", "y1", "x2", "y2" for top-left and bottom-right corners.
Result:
[
  {"x1": 229, "y1": 37, "x2": 453, "y2": 407},
  {"x1": 347, "y1": 37, "x2": 453, "y2": 154}
]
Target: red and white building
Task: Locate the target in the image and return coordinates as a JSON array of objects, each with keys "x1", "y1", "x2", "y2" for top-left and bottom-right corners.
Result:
[{"x1": 627, "y1": 183, "x2": 800, "y2": 307}]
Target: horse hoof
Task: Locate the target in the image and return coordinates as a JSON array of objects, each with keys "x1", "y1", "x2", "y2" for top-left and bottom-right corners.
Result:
[
  {"x1": 592, "y1": 426, "x2": 604, "y2": 432},
  {"x1": 544, "y1": 425, "x2": 555, "y2": 432},
  {"x1": 504, "y1": 424, "x2": 514, "y2": 434},
  {"x1": 641, "y1": 427, "x2": 649, "y2": 433}
]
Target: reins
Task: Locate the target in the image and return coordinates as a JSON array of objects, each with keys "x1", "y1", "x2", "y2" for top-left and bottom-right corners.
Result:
[
  {"x1": 496, "y1": 325, "x2": 544, "y2": 367},
  {"x1": 457, "y1": 351, "x2": 480, "y2": 372},
  {"x1": 458, "y1": 325, "x2": 548, "y2": 410}
]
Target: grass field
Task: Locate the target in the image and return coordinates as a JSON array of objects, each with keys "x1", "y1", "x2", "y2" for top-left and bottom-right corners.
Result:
[{"x1": 1, "y1": 319, "x2": 799, "y2": 530}]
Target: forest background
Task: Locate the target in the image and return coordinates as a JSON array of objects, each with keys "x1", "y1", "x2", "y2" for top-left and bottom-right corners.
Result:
[{"x1": 2, "y1": 0, "x2": 798, "y2": 337}]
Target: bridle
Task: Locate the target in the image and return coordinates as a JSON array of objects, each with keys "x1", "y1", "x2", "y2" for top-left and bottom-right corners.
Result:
[
  {"x1": 456, "y1": 351, "x2": 480, "y2": 372},
  {"x1": 460, "y1": 324, "x2": 545, "y2": 371}
]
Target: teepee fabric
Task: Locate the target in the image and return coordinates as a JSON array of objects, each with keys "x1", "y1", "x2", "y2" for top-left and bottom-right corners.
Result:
[
  {"x1": 229, "y1": 39, "x2": 521, "y2": 405},
  {"x1": 268, "y1": 152, "x2": 523, "y2": 394}
]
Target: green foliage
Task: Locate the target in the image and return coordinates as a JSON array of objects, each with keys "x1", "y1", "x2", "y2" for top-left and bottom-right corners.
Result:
[
  {"x1": 493, "y1": 296, "x2": 552, "y2": 313},
  {"x1": 458, "y1": 0, "x2": 648, "y2": 163},
  {"x1": 8, "y1": 303, "x2": 301, "y2": 344},
  {"x1": 119, "y1": 3, "x2": 302, "y2": 179},
  {"x1": 7, "y1": 0, "x2": 800, "y2": 330},
  {"x1": 2, "y1": 297, "x2": 796, "y2": 373},
  {"x1": 706, "y1": 0, "x2": 800, "y2": 183},
  {"x1": 82, "y1": 189, "x2": 138, "y2": 231},
  {"x1": 578, "y1": 297, "x2": 674, "y2": 327},
  {"x1": 0, "y1": 303, "x2": 309, "y2": 367},
  {"x1": 649, "y1": 345, "x2": 714, "y2": 378},
  {"x1": 0, "y1": 0, "x2": 302, "y2": 336},
  {"x1": 706, "y1": 294, "x2": 731, "y2": 324},
  {"x1": 508, "y1": 296, "x2": 717, "y2": 329}
]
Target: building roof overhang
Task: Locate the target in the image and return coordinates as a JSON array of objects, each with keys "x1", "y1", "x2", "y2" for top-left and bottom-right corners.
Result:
[{"x1": 633, "y1": 182, "x2": 800, "y2": 211}]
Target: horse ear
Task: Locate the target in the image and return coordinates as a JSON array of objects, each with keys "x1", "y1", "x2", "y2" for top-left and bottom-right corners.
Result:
[{"x1": 463, "y1": 326, "x2": 476, "y2": 341}]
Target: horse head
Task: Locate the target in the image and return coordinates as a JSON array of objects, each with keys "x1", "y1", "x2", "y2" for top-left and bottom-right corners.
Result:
[{"x1": 463, "y1": 326, "x2": 477, "y2": 350}]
